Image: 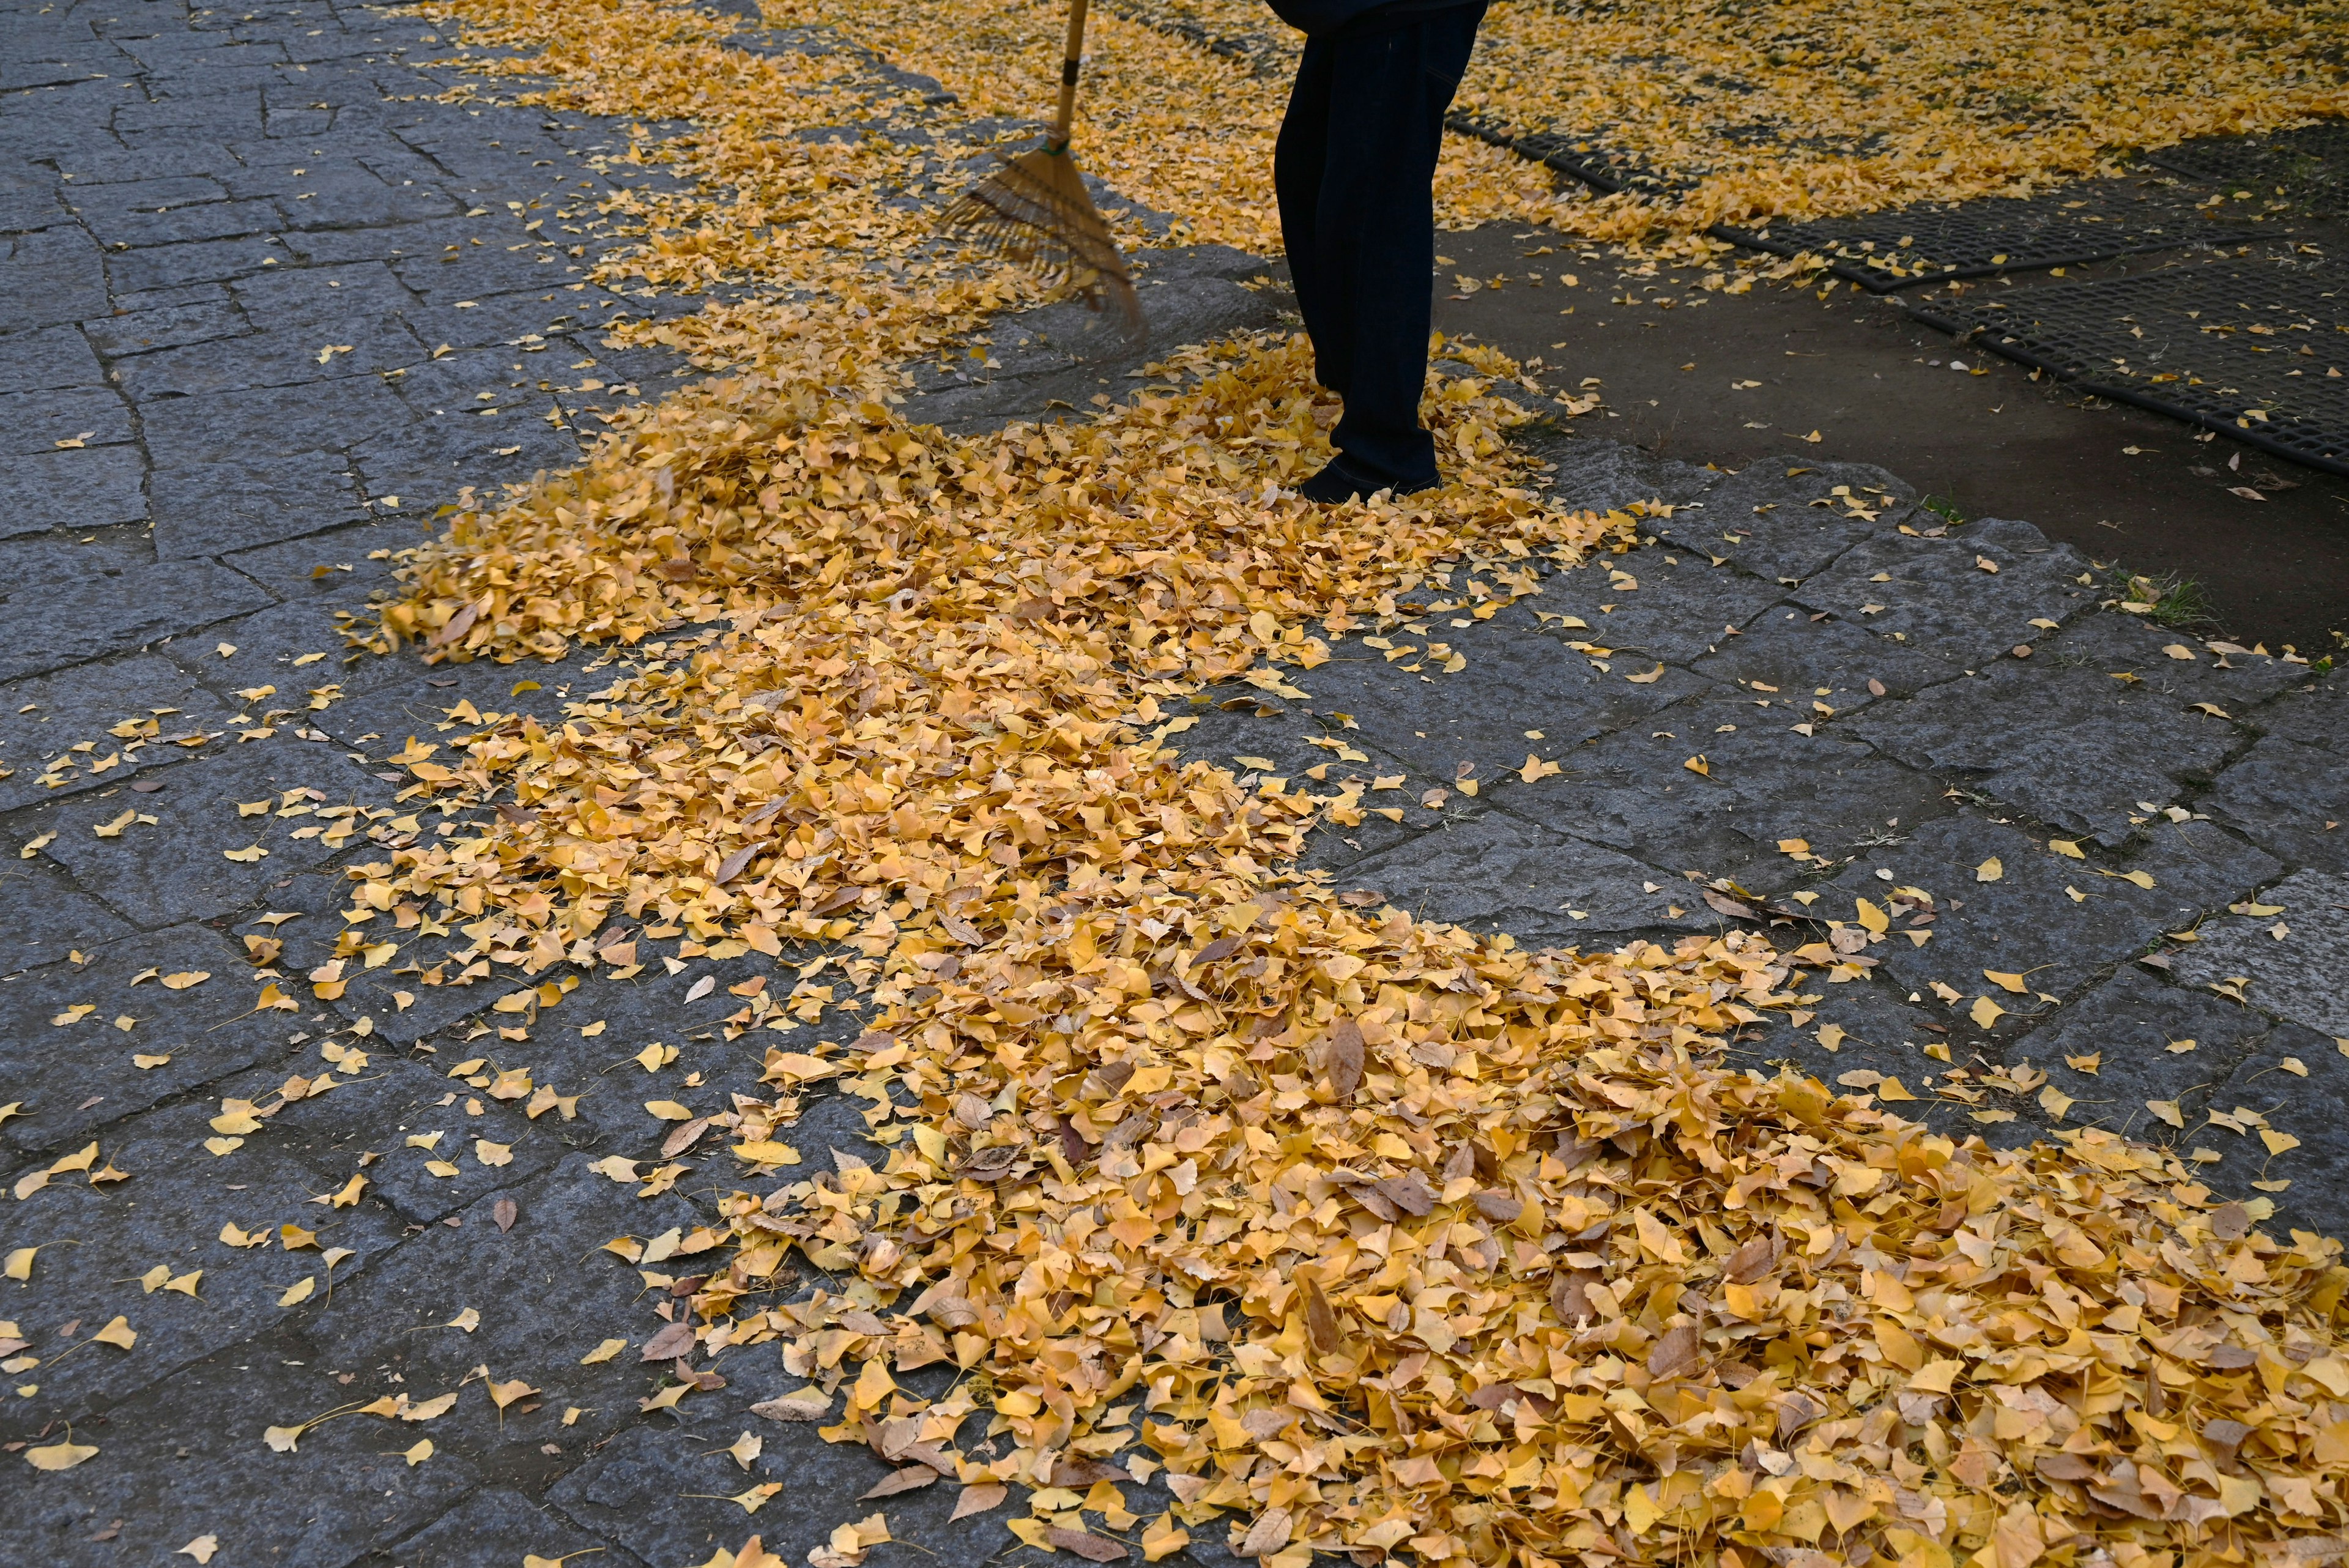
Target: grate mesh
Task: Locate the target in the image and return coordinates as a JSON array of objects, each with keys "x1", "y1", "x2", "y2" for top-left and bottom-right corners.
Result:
[
  {"x1": 1909, "y1": 258, "x2": 2349, "y2": 475},
  {"x1": 1716, "y1": 177, "x2": 2263, "y2": 292},
  {"x1": 2148, "y1": 121, "x2": 2349, "y2": 217}
]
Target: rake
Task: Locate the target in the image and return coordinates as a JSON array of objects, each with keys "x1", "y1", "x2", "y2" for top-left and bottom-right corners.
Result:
[{"x1": 940, "y1": 0, "x2": 1145, "y2": 340}]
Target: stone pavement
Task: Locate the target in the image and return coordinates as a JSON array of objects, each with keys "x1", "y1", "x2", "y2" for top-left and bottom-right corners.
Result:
[{"x1": 2, "y1": 1, "x2": 2347, "y2": 1566}]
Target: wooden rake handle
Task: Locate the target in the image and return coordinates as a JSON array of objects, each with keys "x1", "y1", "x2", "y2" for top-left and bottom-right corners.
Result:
[{"x1": 1048, "y1": 0, "x2": 1089, "y2": 152}]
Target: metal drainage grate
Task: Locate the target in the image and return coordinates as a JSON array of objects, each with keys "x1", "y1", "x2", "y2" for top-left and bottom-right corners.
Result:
[
  {"x1": 1716, "y1": 176, "x2": 2263, "y2": 293},
  {"x1": 2148, "y1": 120, "x2": 2349, "y2": 217},
  {"x1": 1909, "y1": 257, "x2": 2349, "y2": 475}
]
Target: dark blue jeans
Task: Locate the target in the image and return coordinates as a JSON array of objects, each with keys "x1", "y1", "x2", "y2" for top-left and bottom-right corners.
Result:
[{"x1": 1275, "y1": 2, "x2": 1486, "y2": 489}]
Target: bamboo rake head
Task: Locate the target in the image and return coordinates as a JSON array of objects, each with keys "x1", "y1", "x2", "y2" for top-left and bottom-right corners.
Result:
[{"x1": 942, "y1": 144, "x2": 1145, "y2": 343}]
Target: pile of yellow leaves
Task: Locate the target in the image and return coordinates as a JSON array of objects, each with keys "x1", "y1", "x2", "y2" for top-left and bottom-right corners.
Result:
[
  {"x1": 369, "y1": 3, "x2": 2349, "y2": 1565},
  {"x1": 1461, "y1": 0, "x2": 2349, "y2": 239},
  {"x1": 1108, "y1": 0, "x2": 2349, "y2": 240}
]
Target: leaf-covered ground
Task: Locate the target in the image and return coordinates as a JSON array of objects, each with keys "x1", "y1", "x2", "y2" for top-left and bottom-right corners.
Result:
[{"x1": 273, "y1": 1, "x2": 2349, "y2": 1565}]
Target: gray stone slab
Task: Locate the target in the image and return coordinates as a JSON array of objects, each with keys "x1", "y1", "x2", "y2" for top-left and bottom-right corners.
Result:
[
  {"x1": 1505, "y1": 691, "x2": 1953, "y2": 893},
  {"x1": 0, "y1": 924, "x2": 296, "y2": 1159},
  {"x1": 58, "y1": 171, "x2": 231, "y2": 232},
  {"x1": 0, "y1": 651, "x2": 241, "y2": 812},
  {"x1": 0, "y1": 555, "x2": 273, "y2": 682},
  {"x1": 1337, "y1": 808, "x2": 1705, "y2": 949},
  {"x1": 178, "y1": 592, "x2": 395, "y2": 708},
  {"x1": 0, "y1": 1331, "x2": 483, "y2": 1566},
  {"x1": 1688, "y1": 601, "x2": 1962, "y2": 714},
  {"x1": 149, "y1": 450, "x2": 372, "y2": 559},
  {"x1": 0, "y1": 1092, "x2": 408, "y2": 1421},
  {"x1": 2046, "y1": 612, "x2": 2308, "y2": 713},
  {"x1": 549, "y1": 1413, "x2": 1022, "y2": 1568},
  {"x1": 2214, "y1": 1023, "x2": 2349, "y2": 1237},
  {"x1": 0, "y1": 869, "x2": 136, "y2": 959},
  {"x1": 0, "y1": 443, "x2": 149, "y2": 537},
  {"x1": 1724, "y1": 981, "x2": 1981, "y2": 1142},
  {"x1": 138, "y1": 370, "x2": 411, "y2": 463},
  {"x1": 34, "y1": 740, "x2": 396, "y2": 926},
  {"x1": 0, "y1": 385, "x2": 133, "y2": 455},
  {"x1": 80, "y1": 286, "x2": 251, "y2": 359},
  {"x1": 2201, "y1": 737, "x2": 2349, "y2": 874},
  {"x1": 267, "y1": 1057, "x2": 574, "y2": 1224},
  {"x1": 1648, "y1": 455, "x2": 1915, "y2": 582},
  {"x1": 2170, "y1": 867, "x2": 2349, "y2": 1040},
  {"x1": 1290, "y1": 618, "x2": 1710, "y2": 781},
  {"x1": 1852, "y1": 664, "x2": 2239, "y2": 846},
  {"x1": 1824, "y1": 813, "x2": 2282, "y2": 1017},
  {"x1": 388, "y1": 1488, "x2": 642, "y2": 1568},
  {"x1": 1, "y1": 224, "x2": 111, "y2": 331},
  {"x1": 114, "y1": 310, "x2": 425, "y2": 397},
  {"x1": 102, "y1": 231, "x2": 297, "y2": 295},
  {"x1": 2003, "y1": 966, "x2": 2273, "y2": 1150},
  {"x1": 1792, "y1": 520, "x2": 2098, "y2": 667},
  {"x1": 1519, "y1": 550, "x2": 1782, "y2": 666},
  {"x1": 2252, "y1": 675, "x2": 2348, "y2": 753},
  {"x1": 1511, "y1": 429, "x2": 1724, "y2": 515},
  {"x1": 0, "y1": 168, "x2": 66, "y2": 234},
  {"x1": 51, "y1": 141, "x2": 247, "y2": 186},
  {"x1": 1160, "y1": 691, "x2": 1434, "y2": 868},
  {"x1": 222, "y1": 516, "x2": 422, "y2": 600},
  {"x1": 314, "y1": 651, "x2": 585, "y2": 767},
  {"x1": 308, "y1": 1153, "x2": 708, "y2": 1454},
  {"x1": 0, "y1": 322, "x2": 103, "y2": 393}
]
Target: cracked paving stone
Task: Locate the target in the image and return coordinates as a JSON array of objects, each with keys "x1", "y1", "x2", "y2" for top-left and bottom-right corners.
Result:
[
  {"x1": 2003, "y1": 966, "x2": 2273, "y2": 1151},
  {"x1": 1688, "y1": 601, "x2": 1960, "y2": 713},
  {"x1": 1527, "y1": 549, "x2": 1783, "y2": 666},
  {"x1": 1825, "y1": 813, "x2": 2282, "y2": 1009},
  {"x1": 2171, "y1": 867, "x2": 2349, "y2": 1041},
  {"x1": 1334, "y1": 808, "x2": 1706, "y2": 949},
  {"x1": 1505, "y1": 691, "x2": 1953, "y2": 893},
  {"x1": 2200, "y1": 737, "x2": 2349, "y2": 874},
  {"x1": 1292, "y1": 618, "x2": 1708, "y2": 780},
  {"x1": 1849, "y1": 650, "x2": 2238, "y2": 846},
  {"x1": 0, "y1": 923, "x2": 294, "y2": 1159},
  {"x1": 384, "y1": 1487, "x2": 642, "y2": 1568},
  {"x1": 33, "y1": 741, "x2": 397, "y2": 927},
  {"x1": 1649, "y1": 454, "x2": 1915, "y2": 583},
  {"x1": 0, "y1": 1096, "x2": 408, "y2": 1423},
  {"x1": 1794, "y1": 518, "x2": 2096, "y2": 667},
  {"x1": 0, "y1": 650, "x2": 241, "y2": 814},
  {"x1": 0, "y1": 1332, "x2": 483, "y2": 1566}
]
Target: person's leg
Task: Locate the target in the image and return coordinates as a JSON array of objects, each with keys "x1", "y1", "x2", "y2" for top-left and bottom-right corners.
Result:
[
  {"x1": 1306, "y1": 3, "x2": 1485, "y2": 492},
  {"x1": 1274, "y1": 35, "x2": 1343, "y2": 393}
]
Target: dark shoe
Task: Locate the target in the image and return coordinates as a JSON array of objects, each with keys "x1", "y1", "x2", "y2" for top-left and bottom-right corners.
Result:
[{"x1": 1296, "y1": 456, "x2": 1436, "y2": 503}]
